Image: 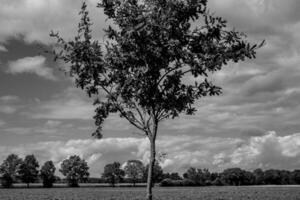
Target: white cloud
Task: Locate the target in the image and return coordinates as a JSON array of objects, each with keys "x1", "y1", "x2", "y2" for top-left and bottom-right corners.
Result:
[
  {"x1": 0, "y1": 105, "x2": 17, "y2": 114},
  {"x1": 0, "y1": 45, "x2": 7, "y2": 52},
  {"x1": 1, "y1": 131, "x2": 299, "y2": 177},
  {"x1": 7, "y1": 56, "x2": 56, "y2": 80},
  {"x1": 0, "y1": 119, "x2": 5, "y2": 127},
  {"x1": 45, "y1": 120, "x2": 62, "y2": 128},
  {"x1": 0, "y1": 0, "x2": 105, "y2": 44},
  {"x1": 0, "y1": 95, "x2": 19, "y2": 114},
  {"x1": 0, "y1": 95, "x2": 19, "y2": 102},
  {"x1": 27, "y1": 87, "x2": 94, "y2": 120}
]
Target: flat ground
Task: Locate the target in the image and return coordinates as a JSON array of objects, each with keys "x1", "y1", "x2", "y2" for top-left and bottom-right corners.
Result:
[{"x1": 1, "y1": 186, "x2": 300, "y2": 200}]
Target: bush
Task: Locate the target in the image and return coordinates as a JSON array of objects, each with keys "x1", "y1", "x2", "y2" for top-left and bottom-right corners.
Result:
[
  {"x1": 212, "y1": 177, "x2": 225, "y2": 186},
  {"x1": 1, "y1": 174, "x2": 13, "y2": 188}
]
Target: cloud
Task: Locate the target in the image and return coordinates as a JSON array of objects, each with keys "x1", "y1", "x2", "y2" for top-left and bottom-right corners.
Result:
[
  {"x1": 0, "y1": 119, "x2": 5, "y2": 127},
  {"x1": 7, "y1": 56, "x2": 56, "y2": 80},
  {"x1": 45, "y1": 120, "x2": 62, "y2": 128},
  {"x1": 0, "y1": 45, "x2": 7, "y2": 52},
  {"x1": 215, "y1": 131, "x2": 300, "y2": 170},
  {"x1": 0, "y1": 105, "x2": 17, "y2": 114},
  {"x1": 0, "y1": 95, "x2": 19, "y2": 102},
  {"x1": 1, "y1": 131, "x2": 300, "y2": 176},
  {"x1": 0, "y1": 95, "x2": 20, "y2": 114},
  {"x1": 0, "y1": 0, "x2": 105, "y2": 44},
  {"x1": 26, "y1": 87, "x2": 94, "y2": 120}
]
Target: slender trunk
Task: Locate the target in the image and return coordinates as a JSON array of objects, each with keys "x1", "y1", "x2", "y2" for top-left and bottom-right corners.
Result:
[{"x1": 146, "y1": 121, "x2": 158, "y2": 200}]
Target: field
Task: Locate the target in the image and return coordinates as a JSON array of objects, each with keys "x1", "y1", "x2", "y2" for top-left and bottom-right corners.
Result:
[{"x1": 1, "y1": 186, "x2": 300, "y2": 200}]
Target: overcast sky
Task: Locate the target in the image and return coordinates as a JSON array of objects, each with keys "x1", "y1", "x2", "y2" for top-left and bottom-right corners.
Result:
[{"x1": 1, "y1": 0, "x2": 300, "y2": 177}]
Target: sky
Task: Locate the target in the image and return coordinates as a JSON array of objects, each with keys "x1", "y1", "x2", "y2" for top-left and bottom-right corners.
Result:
[{"x1": 1, "y1": 0, "x2": 300, "y2": 177}]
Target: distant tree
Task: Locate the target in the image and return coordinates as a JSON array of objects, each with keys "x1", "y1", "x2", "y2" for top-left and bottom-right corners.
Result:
[
  {"x1": 183, "y1": 167, "x2": 209, "y2": 186},
  {"x1": 143, "y1": 162, "x2": 164, "y2": 185},
  {"x1": 291, "y1": 170, "x2": 300, "y2": 184},
  {"x1": 50, "y1": 0, "x2": 262, "y2": 198},
  {"x1": 264, "y1": 169, "x2": 281, "y2": 185},
  {"x1": 102, "y1": 162, "x2": 124, "y2": 187},
  {"x1": 279, "y1": 170, "x2": 291, "y2": 185},
  {"x1": 163, "y1": 172, "x2": 182, "y2": 180},
  {"x1": 40, "y1": 161, "x2": 56, "y2": 188},
  {"x1": 124, "y1": 160, "x2": 144, "y2": 186},
  {"x1": 60, "y1": 155, "x2": 89, "y2": 187},
  {"x1": 0, "y1": 154, "x2": 23, "y2": 188},
  {"x1": 253, "y1": 168, "x2": 264, "y2": 185},
  {"x1": 242, "y1": 170, "x2": 255, "y2": 185},
  {"x1": 18, "y1": 155, "x2": 39, "y2": 188},
  {"x1": 222, "y1": 168, "x2": 245, "y2": 186}
]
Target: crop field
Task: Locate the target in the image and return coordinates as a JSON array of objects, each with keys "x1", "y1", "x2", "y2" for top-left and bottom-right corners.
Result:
[{"x1": 0, "y1": 186, "x2": 300, "y2": 200}]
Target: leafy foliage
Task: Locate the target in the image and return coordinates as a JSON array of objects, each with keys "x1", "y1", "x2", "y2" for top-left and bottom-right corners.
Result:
[
  {"x1": 60, "y1": 155, "x2": 89, "y2": 187},
  {"x1": 50, "y1": 0, "x2": 262, "y2": 139},
  {"x1": 50, "y1": 0, "x2": 262, "y2": 198},
  {"x1": 124, "y1": 160, "x2": 144, "y2": 186},
  {"x1": 183, "y1": 167, "x2": 211, "y2": 186},
  {"x1": 143, "y1": 161, "x2": 164, "y2": 184},
  {"x1": 102, "y1": 162, "x2": 125, "y2": 187},
  {"x1": 18, "y1": 155, "x2": 39, "y2": 188},
  {"x1": 0, "y1": 154, "x2": 23, "y2": 188},
  {"x1": 40, "y1": 161, "x2": 56, "y2": 188}
]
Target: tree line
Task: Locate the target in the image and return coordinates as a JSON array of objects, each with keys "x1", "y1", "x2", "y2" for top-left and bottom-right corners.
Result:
[{"x1": 1, "y1": 153, "x2": 300, "y2": 188}]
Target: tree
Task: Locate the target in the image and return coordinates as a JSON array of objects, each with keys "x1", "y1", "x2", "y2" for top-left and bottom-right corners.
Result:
[
  {"x1": 102, "y1": 162, "x2": 124, "y2": 187},
  {"x1": 50, "y1": 1, "x2": 262, "y2": 199},
  {"x1": 291, "y1": 170, "x2": 300, "y2": 184},
  {"x1": 222, "y1": 168, "x2": 245, "y2": 186},
  {"x1": 163, "y1": 172, "x2": 182, "y2": 180},
  {"x1": 253, "y1": 168, "x2": 264, "y2": 185},
  {"x1": 183, "y1": 167, "x2": 209, "y2": 186},
  {"x1": 0, "y1": 154, "x2": 23, "y2": 188},
  {"x1": 124, "y1": 160, "x2": 144, "y2": 186},
  {"x1": 40, "y1": 161, "x2": 56, "y2": 188},
  {"x1": 264, "y1": 169, "x2": 281, "y2": 185},
  {"x1": 60, "y1": 155, "x2": 89, "y2": 187},
  {"x1": 18, "y1": 155, "x2": 39, "y2": 188},
  {"x1": 143, "y1": 161, "x2": 164, "y2": 184}
]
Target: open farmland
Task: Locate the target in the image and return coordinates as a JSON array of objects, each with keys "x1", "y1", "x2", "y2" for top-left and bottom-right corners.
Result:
[{"x1": 1, "y1": 186, "x2": 300, "y2": 200}]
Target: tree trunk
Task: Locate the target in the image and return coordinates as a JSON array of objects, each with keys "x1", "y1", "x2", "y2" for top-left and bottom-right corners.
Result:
[{"x1": 146, "y1": 121, "x2": 158, "y2": 200}]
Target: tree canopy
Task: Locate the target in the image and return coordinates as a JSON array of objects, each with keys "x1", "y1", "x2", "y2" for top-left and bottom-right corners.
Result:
[
  {"x1": 0, "y1": 154, "x2": 23, "y2": 188},
  {"x1": 102, "y1": 162, "x2": 125, "y2": 187},
  {"x1": 124, "y1": 159, "x2": 144, "y2": 186},
  {"x1": 50, "y1": 0, "x2": 262, "y2": 199},
  {"x1": 18, "y1": 154, "x2": 39, "y2": 188},
  {"x1": 40, "y1": 161, "x2": 56, "y2": 188},
  {"x1": 60, "y1": 155, "x2": 89, "y2": 187}
]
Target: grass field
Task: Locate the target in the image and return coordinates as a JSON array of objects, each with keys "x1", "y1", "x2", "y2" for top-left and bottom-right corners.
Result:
[{"x1": 1, "y1": 186, "x2": 300, "y2": 200}]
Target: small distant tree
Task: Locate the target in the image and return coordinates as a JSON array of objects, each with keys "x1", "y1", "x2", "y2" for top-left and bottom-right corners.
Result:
[
  {"x1": 18, "y1": 155, "x2": 39, "y2": 188},
  {"x1": 50, "y1": 0, "x2": 262, "y2": 198},
  {"x1": 40, "y1": 161, "x2": 56, "y2": 188},
  {"x1": 264, "y1": 169, "x2": 281, "y2": 185},
  {"x1": 183, "y1": 167, "x2": 208, "y2": 185},
  {"x1": 102, "y1": 162, "x2": 124, "y2": 187},
  {"x1": 163, "y1": 172, "x2": 182, "y2": 180},
  {"x1": 0, "y1": 154, "x2": 23, "y2": 188},
  {"x1": 143, "y1": 161, "x2": 164, "y2": 185},
  {"x1": 292, "y1": 170, "x2": 300, "y2": 184},
  {"x1": 253, "y1": 168, "x2": 264, "y2": 185},
  {"x1": 60, "y1": 155, "x2": 89, "y2": 187},
  {"x1": 222, "y1": 168, "x2": 245, "y2": 186},
  {"x1": 124, "y1": 160, "x2": 144, "y2": 186}
]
